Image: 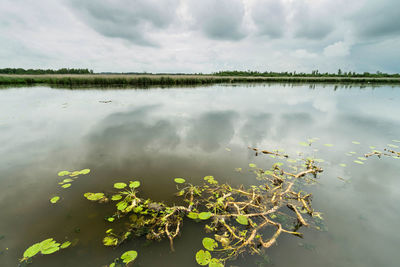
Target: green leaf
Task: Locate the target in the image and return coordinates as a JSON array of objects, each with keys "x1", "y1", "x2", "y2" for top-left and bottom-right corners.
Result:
[
  {"x1": 129, "y1": 181, "x2": 141, "y2": 188},
  {"x1": 198, "y1": 212, "x2": 212, "y2": 220},
  {"x1": 187, "y1": 212, "x2": 199, "y2": 219},
  {"x1": 60, "y1": 241, "x2": 71, "y2": 249},
  {"x1": 23, "y1": 243, "x2": 41, "y2": 258},
  {"x1": 339, "y1": 163, "x2": 347, "y2": 167},
  {"x1": 103, "y1": 236, "x2": 118, "y2": 246},
  {"x1": 174, "y1": 178, "x2": 186, "y2": 184},
  {"x1": 69, "y1": 171, "x2": 80, "y2": 177},
  {"x1": 209, "y1": 258, "x2": 224, "y2": 267},
  {"x1": 109, "y1": 263, "x2": 115, "y2": 267},
  {"x1": 352, "y1": 141, "x2": 360, "y2": 144},
  {"x1": 354, "y1": 160, "x2": 364, "y2": 165},
  {"x1": 202, "y1": 238, "x2": 218, "y2": 251},
  {"x1": 84, "y1": 193, "x2": 105, "y2": 201},
  {"x1": 248, "y1": 163, "x2": 256, "y2": 168},
  {"x1": 114, "y1": 182, "x2": 127, "y2": 189},
  {"x1": 61, "y1": 183, "x2": 71, "y2": 188},
  {"x1": 120, "y1": 250, "x2": 138, "y2": 264},
  {"x1": 39, "y1": 238, "x2": 56, "y2": 250},
  {"x1": 116, "y1": 201, "x2": 128, "y2": 211},
  {"x1": 195, "y1": 250, "x2": 211, "y2": 266},
  {"x1": 111, "y1": 194, "x2": 122, "y2": 201},
  {"x1": 50, "y1": 196, "x2": 60, "y2": 204},
  {"x1": 79, "y1": 169, "x2": 91, "y2": 175},
  {"x1": 62, "y1": 178, "x2": 73, "y2": 183},
  {"x1": 236, "y1": 215, "x2": 248, "y2": 225},
  {"x1": 107, "y1": 217, "x2": 115, "y2": 222},
  {"x1": 41, "y1": 246, "x2": 60, "y2": 255},
  {"x1": 57, "y1": 171, "x2": 70, "y2": 177}
]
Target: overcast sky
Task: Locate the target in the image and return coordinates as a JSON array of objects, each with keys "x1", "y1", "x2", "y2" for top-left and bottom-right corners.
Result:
[{"x1": 1, "y1": 0, "x2": 399, "y2": 73}]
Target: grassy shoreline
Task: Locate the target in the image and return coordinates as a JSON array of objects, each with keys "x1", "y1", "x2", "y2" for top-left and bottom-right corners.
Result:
[{"x1": 1, "y1": 74, "x2": 399, "y2": 87}]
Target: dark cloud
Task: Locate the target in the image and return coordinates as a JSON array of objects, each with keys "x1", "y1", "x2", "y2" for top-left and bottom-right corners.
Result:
[
  {"x1": 187, "y1": 0, "x2": 246, "y2": 40},
  {"x1": 291, "y1": 1, "x2": 335, "y2": 40},
  {"x1": 250, "y1": 0, "x2": 286, "y2": 38},
  {"x1": 66, "y1": 0, "x2": 180, "y2": 46},
  {"x1": 352, "y1": 0, "x2": 400, "y2": 39}
]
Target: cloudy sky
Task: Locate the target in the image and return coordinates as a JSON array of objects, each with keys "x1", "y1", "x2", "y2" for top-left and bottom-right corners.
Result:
[{"x1": 1, "y1": 0, "x2": 399, "y2": 73}]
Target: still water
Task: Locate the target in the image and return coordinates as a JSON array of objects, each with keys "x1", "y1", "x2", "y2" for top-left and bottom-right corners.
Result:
[{"x1": 0, "y1": 84, "x2": 399, "y2": 267}]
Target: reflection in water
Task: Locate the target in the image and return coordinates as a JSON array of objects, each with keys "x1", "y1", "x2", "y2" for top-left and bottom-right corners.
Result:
[
  {"x1": 0, "y1": 84, "x2": 399, "y2": 267},
  {"x1": 186, "y1": 111, "x2": 238, "y2": 152}
]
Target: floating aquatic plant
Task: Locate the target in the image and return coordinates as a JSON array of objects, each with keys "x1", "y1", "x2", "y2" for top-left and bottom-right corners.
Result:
[{"x1": 20, "y1": 238, "x2": 71, "y2": 263}]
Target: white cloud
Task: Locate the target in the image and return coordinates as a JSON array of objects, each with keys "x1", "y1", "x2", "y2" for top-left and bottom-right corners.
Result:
[
  {"x1": 0, "y1": 0, "x2": 399, "y2": 73},
  {"x1": 323, "y1": 41, "x2": 351, "y2": 58}
]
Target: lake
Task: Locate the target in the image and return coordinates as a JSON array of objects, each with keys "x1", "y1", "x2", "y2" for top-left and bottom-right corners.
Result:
[{"x1": 0, "y1": 83, "x2": 399, "y2": 267}]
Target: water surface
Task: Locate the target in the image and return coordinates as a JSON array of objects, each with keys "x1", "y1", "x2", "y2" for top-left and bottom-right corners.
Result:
[{"x1": 0, "y1": 84, "x2": 399, "y2": 266}]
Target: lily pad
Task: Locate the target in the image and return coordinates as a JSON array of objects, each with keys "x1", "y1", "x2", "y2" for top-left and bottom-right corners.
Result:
[
  {"x1": 60, "y1": 241, "x2": 71, "y2": 249},
  {"x1": 111, "y1": 194, "x2": 122, "y2": 201},
  {"x1": 103, "y1": 236, "x2": 118, "y2": 246},
  {"x1": 84, "y1": 193, "x2": 105, "y2": 201},
  {"x1": 249, "y1": 163, "x2": 257, "y2": 168},
  {"x1": 187, "y1": 212, "x2": 199, "y2": 219},
  {"x1": 57, "y1": 171, "x2": 70, "y2": 177},
  {"x1": 114, "y1": 182, "x2": 127, "y2": 189},
  {"x1": 198, "y1": 212, "x2": 212, "y2": 220},
  {"x1": 209, "y1": 258, "x2": 224, "y2": 267},
  {"x1": 23, "y1": 243, "x2": 41, "y2": 258},
  {"x1": 50, "y1": 196, "x2": 60, "y2": 204},
  {"x1": 79, "y1": 169, "x2": 91, "y2": 175},
  {"x1": 202, "y1": 237, "x2": 218, "y2": 251},
  {"x1": 120, "y1": 250, "x2": 138, "y2": 264},
  {"x1": 62, "y1": 178, "x2": 73, "y2": 183},
  {"x1": 195, "y1": 250, "x2": 211, "y2": 266},
  {"x1": 174, "y1": 178, "x2": 186, "y2": 184},
  {"x1": 129, "y1": 181, "x2": 141, "y2": 188},
  {"x1": 236, "y1": 215, "x2": 248, "y2": 225},
  {"x1": 61, "y1": 183, "x2": 71, "y2": 188}
]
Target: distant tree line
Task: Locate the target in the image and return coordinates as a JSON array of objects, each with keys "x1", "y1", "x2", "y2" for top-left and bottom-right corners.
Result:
[
  {"x1": 0, "y1": 68, "x2": 93, "y2": 75},
  {"x1": 214, "y1": 70, "x2": 400, "y2": 78}
]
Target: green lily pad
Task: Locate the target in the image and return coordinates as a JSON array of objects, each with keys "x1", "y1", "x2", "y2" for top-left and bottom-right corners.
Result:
[
  {"x1": 84, "y1": 193, "x2": 105, "y2": 201},
  {"x1": 114, "y1": 182, "x2": 127, "y2": 189},
  {"x1": 129, "y1": 181, "x2": 141, "y2": 188},
  {"x1": 249, "y1": 163, "x2": 256, "y2": 168},
  {"x1": 209, "y1": 258, "x2": 224, "y2": 267},
  {"x1": 60, "y1": 241, "x2": 71, "y2": 249},
  {"x1": 79, "y1": 169, "x2": 91, "y2": 175},
  {"x1": 111, "y1": 194, "x2": 122, "y2": 201},
  {"x1": 41, "y1": 246, "x2": 60, "y2": 255},
  {"x1": 50, "y1": 196, "x2": 60, "y2": 204},
  {"x1": 174, "y1": 178, "x2": 186, "y2": 184},
  {"x1": 388, "y1": 144, "x2": 399, "y2": 148},
  {"x1": 107, "y1": 217, "x2": 115, "y2": 222},
  {"x1": 198, "y1": 212, "x2": 212, "y2": 220},
  {"x1": 202, "y1": 238, "x2": 218, "y2": 251},
  {"x1": 62, "y1": 178, "x2": 73, "y2": 183},
  {"x1": 23, "y1": 243, "x2": 41, "y2": 258},
  {"x1": 187, "y1": 212, "x2": 199, "y2": 219},
  {"x1": 195, "y1": 250, "x2": 211, "y2": 266},
  {"x1": 103, "y1": 236, "x2": 118, "y2": 246},
  {"x1": 236, "y1": 215, "x2": 248, "y2": 225},
  {"x1": 57, "y1": 171, "x2": 70, "y2": 177},
  {"x1": 120, "y1": 250, "x2": 138, "y2": 264},
  {"x1": 61, "y1": 183, "x2": 71, "y2": 188}
]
